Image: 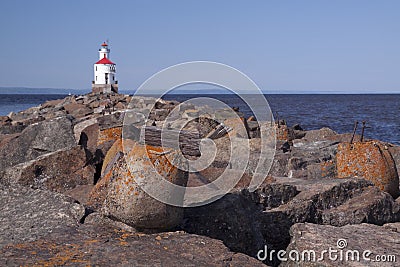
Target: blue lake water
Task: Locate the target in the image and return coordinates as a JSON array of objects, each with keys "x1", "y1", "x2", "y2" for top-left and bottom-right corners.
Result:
[
  {"x1": 0, "y1": 94, "x2": 68, "y2": 116},
  {"x1": 164, "y1": 94, "x2": 400, "y2": 145},
  {"x1": 0, "y1": 93, "x2": 399, "y2": 145}
]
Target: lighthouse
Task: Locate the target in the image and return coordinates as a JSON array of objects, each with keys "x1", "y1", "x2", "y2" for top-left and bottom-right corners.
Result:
[{"x1": 92, "y1": 42, "x2": 118, "y2": 94}]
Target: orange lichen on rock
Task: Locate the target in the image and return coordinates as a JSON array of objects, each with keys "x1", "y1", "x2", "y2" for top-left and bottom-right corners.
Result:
[
  {"x1": 145, "y1": 146, "x2": 179, "y2": 183},
  {"x1": 116, "y1": 231, "x2": 134, "y2": 246},
  {"x1": 101, "y1": 139, "x2": 188, "y2": 230},
  {"x1": 97, "y1": 126, "x2": 122, "y2": 146},
  {"x1": 123, "y1": 142, "x2": 187, "y2": 185},
  {"x1": 320, "y1": 160, "x2": 336, "y2": 178},
  {"x1": 336, "y1": 141, "x2": 399, "y2": 197},
  {"x1": 275, "y1": 124, "x2": 293, "y2": 142},
  {"x1": 5, "y1": 240, "x2": 89, "y2": 266}
]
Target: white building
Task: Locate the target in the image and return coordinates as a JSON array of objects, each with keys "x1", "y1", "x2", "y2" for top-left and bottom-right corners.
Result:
[{"x1": 92, "y1": 42, "x2": 118, "y2": 94}]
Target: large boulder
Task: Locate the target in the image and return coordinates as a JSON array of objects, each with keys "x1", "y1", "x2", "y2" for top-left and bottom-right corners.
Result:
[
  {"x1": 336, "y1": 141, "x2": 399, "y2": 198},
  {"x1": 0, "y1": 179, "x2": 262, "y2": 266},
  {"x1": 73, "y1": 117, "x2": 98, "y2": 146},
  {"x1": 259, "y1": 178, "x2": 400, "y2": 264},
  {"x1": 182, "y1": 183, "x2": 299, "y2": 258},
  {"x1": 266, "y1": 138, "x2": 338, "y2": 179},
  {"x1": 63, "y1": 102, "x2": 93, "y2": 118},
  {"x1": 183, "y1": 193, "x2": 264, "y2": 257},
  {"x1": 269, "y1": 150, "x2": 290, "y2": 177},
  {"x1": 97, "y1": 111, "x2": 124, "y2": 131},
  {"x1": 302, "y1": 127, "x2": 337, "y2": 142},
  {"x1": 0, "y1": 116, "x2": 76, "y2": 172},
  {"x1": 288, "y1": 140, "x2": 338, "y2": 179},
  {"x1": 2, "y1": 146, "x2": 95, "y2": 193},
  {"x1": 101, "y1": 140, "x2": 189, "y2": 231},
  {"x1": 210, "y1": 136, "x2": 275, "y2": 176},
  {"x1": 321, "y1": 186, "x2": 400, "y2": 226},
  {"x1": 388, "y1": 144, "x2": 400, "y2": 176},
  {"x1": 183, "y1": 177, "x2": 399, "y2": 265},
  {"x1": 283, "y1": 222, "x2": 400, "y2": 266}
]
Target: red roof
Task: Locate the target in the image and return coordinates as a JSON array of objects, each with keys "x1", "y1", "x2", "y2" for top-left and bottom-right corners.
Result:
[
  {"x1": 101, "y1": 42, "x2": 108, "y2": 47},
  {"x1": 95, "y1": 57, "x2": 115, "y2": 65}
]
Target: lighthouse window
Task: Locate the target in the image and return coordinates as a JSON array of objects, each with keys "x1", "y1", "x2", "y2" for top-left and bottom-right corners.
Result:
[
  {"x1": 96, "y1": 66, "x2": 97, "y2": 71},
  {"x1": 96, "y1": 76, "x2": 97, "y2": 81}
]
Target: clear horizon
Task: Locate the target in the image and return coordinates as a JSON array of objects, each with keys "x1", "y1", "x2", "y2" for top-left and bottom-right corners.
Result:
[
  {"x1": 1, "y1": 1, "x2": 399, "y2": 93},
  {"x1": 1, "y1": 86, "x2": 400, "y2": 95}
]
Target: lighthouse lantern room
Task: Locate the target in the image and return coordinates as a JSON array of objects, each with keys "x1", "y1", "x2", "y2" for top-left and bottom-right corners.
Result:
[{"x1": 92, "y1": 42, "x2": 118, "y2": 94}]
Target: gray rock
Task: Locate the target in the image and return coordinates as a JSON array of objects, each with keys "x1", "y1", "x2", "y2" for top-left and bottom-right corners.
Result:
[
  {"x1": 149, "y1": 108, "x2": 170, "y2": 121},
  {"x1": 73, "y1": 117, "x2": 98, "y2": 144},
  {"x1": 321, "y1": 186, "x2": 400, "y2": 226},
  {"x1": 183, "y1": 177, "x2": 398, "y2": 265},
  {"x1": 269, "y1": 151, "x2": 290, "y2": 177},
  {"x1": 3, "y1": 146, "x2": 95, "y2": 193},
  {"x1": 389, "y1": 144, "x2": 400, "y2": 177},
  {"x1": 0, "y1": 225, "x2": 265, "y2": 267},
  {"x1": 182, "y1": 183, "x2": 300, "y2": 258},
  {"x1": 258, "y1": 178, "x2": 400, "y2": 264},
  {"x1": 64, "y1": 102, "x2": 93, "y2": 119},
  {"x1": 283, "y1": 222, "x2": 400, "y2": 266},
  {"x1": 288, "y1": 140, "x2": 338, "y2": 179},
  {"x1": 182, "y1": 192, "x2": 265, "y2": 258},
  {"x1": 0, "y1": 124, "x2": 27, "y2": 135},
  {"x1": 0, "y1": 183, "x2": 84, "y2": 248},
  {"x1": 302, "y1": 127, "x2": 337, "y2": 142},
  {"x1": 0, "y1": 116, "x2": 76, "y2": 171},
  {"x1": 127, "y1": 96, "x2": 159, "y2": 109},
  {"x1": 211, "y1": 137, "x2": 275, "y2": 175},
  {"x1": 97, "y1": 111, "x2": 124, "y2": 130}
]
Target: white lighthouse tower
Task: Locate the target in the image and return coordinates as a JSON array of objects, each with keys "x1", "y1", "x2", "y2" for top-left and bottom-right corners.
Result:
[{"x1": 92, "y1": 42, "x2": 118, "y2": 94}]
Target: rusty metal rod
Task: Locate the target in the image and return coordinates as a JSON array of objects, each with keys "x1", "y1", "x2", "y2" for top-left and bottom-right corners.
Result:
[
  {"x1": 350, "y1": 121, "x2": 359, "y2": 144},
  {"x1": 360, "y1": 121, "x2": 366, "y2": 142},
  {"x1": 270, "y1": 113, "x2": 273, "y2": 127}
]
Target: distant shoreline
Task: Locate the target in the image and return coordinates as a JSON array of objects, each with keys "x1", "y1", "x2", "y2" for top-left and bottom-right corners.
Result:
[
  {"x1": 1, "y1": 87, "x2": 400, "y2": 95},
  {"x1": 0, "y1": 90, "x2": 400, "y2": 96}
]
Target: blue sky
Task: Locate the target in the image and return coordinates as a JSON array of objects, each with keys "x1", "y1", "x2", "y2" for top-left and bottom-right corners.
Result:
[{"x1": 0, "y1": 1, "x2": 399, "y2": 93}]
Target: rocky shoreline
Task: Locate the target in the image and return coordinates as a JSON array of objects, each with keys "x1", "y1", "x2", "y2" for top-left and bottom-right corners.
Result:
[{"x1": 1, "y1": 92, "x2": 400, "y2": 266}]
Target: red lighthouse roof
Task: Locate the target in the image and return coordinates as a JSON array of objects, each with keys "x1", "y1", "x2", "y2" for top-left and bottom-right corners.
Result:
[
  {"x1": 95, "y1": 56, "x2": 115, "y2": 65},
  {"x1": 101, "y1": 42, "x2": 108, "y2": 47}
]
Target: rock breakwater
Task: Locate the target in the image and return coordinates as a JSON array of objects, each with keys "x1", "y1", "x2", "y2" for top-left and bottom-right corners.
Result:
[{"x1": 0, "y1": 92, "x2": 399, "y2": 266}]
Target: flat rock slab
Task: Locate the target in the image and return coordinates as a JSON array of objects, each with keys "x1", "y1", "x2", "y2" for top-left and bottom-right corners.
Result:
[
  {"x1": 0, "y1": 223, "x2": 265, "y2": 267},
  {"x1": 0, "y1": 184, "x2": 84, "y2": 248},
  {"x1": 283, "y1": 222, "x2": 400, "y2": 266}
]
